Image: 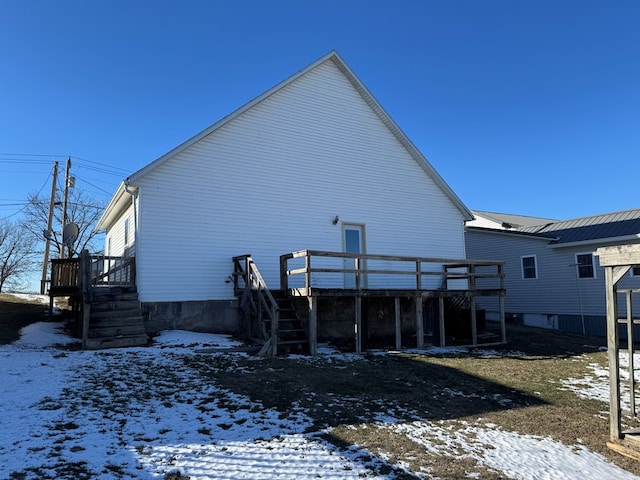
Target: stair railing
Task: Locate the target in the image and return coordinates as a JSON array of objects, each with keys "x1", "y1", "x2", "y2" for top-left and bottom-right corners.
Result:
[{"x1": 232, "y1": 254, "x2": 280, "y2": 356}]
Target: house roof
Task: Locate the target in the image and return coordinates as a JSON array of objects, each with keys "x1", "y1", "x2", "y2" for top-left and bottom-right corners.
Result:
[
  {"x1": 96, "y1": 51, "x2": 473, "y2": 231},
  {"x1": 520, "y1": 208, "x2": 640, "y2": 246},
  {"x1": 467, "y1": 207, "x2": 640, "y2": 248}
]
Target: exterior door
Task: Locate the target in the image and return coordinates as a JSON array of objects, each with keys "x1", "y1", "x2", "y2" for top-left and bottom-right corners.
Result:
[{"x1": 343, "y1": 224, "x2": 365, "y2": 288}]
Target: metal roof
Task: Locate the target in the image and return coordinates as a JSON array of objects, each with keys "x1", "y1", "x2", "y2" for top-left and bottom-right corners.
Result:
[
  {"x1": 470, "y1": 210, "x2": 558, "y2": 229},
  {"x1": 518, "y1": 208, "x2": 640, "y2": 245}
]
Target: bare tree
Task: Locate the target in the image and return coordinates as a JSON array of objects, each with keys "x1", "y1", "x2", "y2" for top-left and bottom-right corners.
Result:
[
  {"x1": 0, "y1": 220, "x2": 36, "y2": 293},
  {"x1": 23, "y1": 189, "x2": 106, "y2": 259}
]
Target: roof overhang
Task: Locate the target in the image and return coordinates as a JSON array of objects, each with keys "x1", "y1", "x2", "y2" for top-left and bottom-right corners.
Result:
[
  {"x1": 95, "y1": 182, "x2": 138, "y2": 231},
  {"x1": 464, "y1": 226, "x2": 556, "y2": 241},
  {"x1": 548, "y1": 234, "x2": 640, "y2": 249}
]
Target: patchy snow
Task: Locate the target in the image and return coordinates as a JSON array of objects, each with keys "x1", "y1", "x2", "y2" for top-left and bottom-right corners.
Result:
[
  {"x1": 383, "y1": 421, "x2": 640, "y2": 480},
  {"x1": 560, "y1": 351, "x2": 640, "y2": 413},
  {"x1": 1, "y1": 322, "x2": 638, "y2": 479}
]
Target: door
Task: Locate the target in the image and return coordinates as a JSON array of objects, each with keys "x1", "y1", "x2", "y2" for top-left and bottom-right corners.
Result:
[{"x1": 343, "y1": 224, "x2": 365, "y2": 288}]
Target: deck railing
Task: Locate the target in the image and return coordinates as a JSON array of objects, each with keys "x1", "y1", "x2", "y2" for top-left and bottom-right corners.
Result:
[
  {"x1": 278, "y1": 250, "x2": 506, "y2": 351},
  {"x1": 279, "y1": 249, "x2": 504, "y2": 293},
  {"x1": 49, "y1": 252, "x2": 136, "y2": 295},
  {"x1": 232, "y1": 254, "x2": 280, "y2": 356},
  {"x1": 49, "y1": 251, "x2": 137, "y2": 349}
]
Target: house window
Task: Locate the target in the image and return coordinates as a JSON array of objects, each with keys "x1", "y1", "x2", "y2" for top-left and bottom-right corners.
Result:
[
  {"x1": 107, "y1": 237, "x2": 111, "y2": 257},
  {"x1": 521, "y1": 255, "x2": 537, "y2": 279},
  {"x1": 632, "y1": 266, "x2": 640, "y2": 277},
  {"x1": 576, "y1": 253, "x2": 595, "y2": 279},
  {"x1": 124, "y1": 219, "x2": 129, "y2": 247}
]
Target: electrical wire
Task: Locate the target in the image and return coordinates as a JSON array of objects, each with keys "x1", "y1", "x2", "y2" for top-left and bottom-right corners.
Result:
[{"x1": 0, "y1": 164, "x2": 53, "y2": 220}]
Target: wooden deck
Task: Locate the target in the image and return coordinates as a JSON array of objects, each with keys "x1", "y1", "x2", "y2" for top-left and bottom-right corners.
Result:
[
  {"x1": 235, "y1": 250, "x2": 506, "y2": 356},
  {"x1": 48, "y1": 251, "x2": 145, "y2": 349}
]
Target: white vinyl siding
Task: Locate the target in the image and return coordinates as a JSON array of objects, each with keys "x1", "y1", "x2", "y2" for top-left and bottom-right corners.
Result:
[
  {"x1": 104, "y1": 205, "x2": 135, "y2": 258},
  {"x1": 131, "y1": 60, "x2": 466, "y2": 302}
]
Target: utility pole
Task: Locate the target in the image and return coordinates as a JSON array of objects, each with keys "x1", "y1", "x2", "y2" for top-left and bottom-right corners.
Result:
[
  {"x1": 61, "y1": 157, "x2": 71, "y2": 259},
  {"x1": 40, "y1": 161, "x2": 59, "y2": 294}
]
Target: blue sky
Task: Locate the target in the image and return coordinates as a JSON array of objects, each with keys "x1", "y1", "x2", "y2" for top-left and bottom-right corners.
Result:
[{"x1": 1, "y1": 0, "x2": 639, "y2": 224}]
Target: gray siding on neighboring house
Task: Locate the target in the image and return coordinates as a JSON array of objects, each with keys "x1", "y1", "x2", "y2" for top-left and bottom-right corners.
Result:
[{"x1": 466, "y1": 227, "x2": 640, "y2": 332}]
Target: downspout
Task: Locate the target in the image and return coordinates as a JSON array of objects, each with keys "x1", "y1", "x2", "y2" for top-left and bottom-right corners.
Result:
[{"x1": 124, "y1": 180, "x2": 138, "y2": 253}]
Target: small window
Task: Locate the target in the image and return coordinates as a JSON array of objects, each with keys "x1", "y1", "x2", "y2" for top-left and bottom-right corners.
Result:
[
  {"x1": 576, "y1": 253, "x2": 595, "y2": 279},
  {"x1": 521, "y1": 255, "x2": 537, "y2": 279},
  {"x1": 124, "y1": 219, "x2": 130, "y2": 247},
  {"x1": 632, "y1": 266, "x2": 640, "y2": 277},
  {"x1": 107, "y1": 237, "x2": 111, "y2": 257}
]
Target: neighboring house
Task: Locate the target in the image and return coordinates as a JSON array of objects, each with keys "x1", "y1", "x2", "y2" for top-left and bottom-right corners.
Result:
[
  {"x1": 95, "y1": 51, "x2": 475, "y2": 336},
  {"x1": 466, "y1": 209, "x2": 640, "y2": 336}
]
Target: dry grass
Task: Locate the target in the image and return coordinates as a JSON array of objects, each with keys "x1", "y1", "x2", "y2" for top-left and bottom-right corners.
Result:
[{"x1": 196, "y1": 324, "x2": 640, "y2": 477}]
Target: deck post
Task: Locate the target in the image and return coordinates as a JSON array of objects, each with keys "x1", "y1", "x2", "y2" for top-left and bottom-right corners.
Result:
[
  {"x1": 438, "y1": 295, "x2": 446, "y2": 347},
  {"x1": 394, "y1": 297, "x2": 401, "y2": 350},
  {"x1": 271, "y1": 307, "x2": 279, "y2": 357},
  {"x1": 605, "y1": 266, "x2": 622, "y2": 441},
  {"x1": 499, "y1": 293, "x2": 506, "y2": 343},
  {"x1": 470, "y1": 296, "x2": 478, "y2": 346},
  {"x1": 308, "y1": 295, "x2": 317, "y2": 355},
  {"x1": 415, "y1": 294, "x2": 424, "y2": 348},
  {"x1": 499, "y1": 263, "x2": 506, "y2": 343},
  {"x1": 469, "y1": 264, "x2": 477, "y2": 345},
  {"x1": 80, "y1": 249, "x2": 92, "y2": 349},
  {"x1": 627, "y1": 291, "x2": 635, "y2": 417},
  {"x1": 355, "y1": 296, "x2": 362, "y2": 353},
  {"x1": 280, "y1": 255, "x2": 288, "y2": 290},
  {"x1": 305, "y1": 253, "x2": 311, "y2": 292}
]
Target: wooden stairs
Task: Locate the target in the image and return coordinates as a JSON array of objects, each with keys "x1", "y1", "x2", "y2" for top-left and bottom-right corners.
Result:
[
  {"x1": 83, "y1": 286, "x2": 148, "y2": 350},
  {"x1": 260, "y1": 290, "x2": 308, "y2": 355},
  {"x1": 233, "y1": 254, "x2": 308, "y2": 356}
]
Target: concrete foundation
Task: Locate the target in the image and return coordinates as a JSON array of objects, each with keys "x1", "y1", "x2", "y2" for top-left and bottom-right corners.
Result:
[{"x1": 141, "y1": 299, "x2": 240, "y2": 334}]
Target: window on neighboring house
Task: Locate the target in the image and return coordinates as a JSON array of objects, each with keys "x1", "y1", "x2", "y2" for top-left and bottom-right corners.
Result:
[
  {"x1": 521, "y1": 255, "x2": 537, "y2": 279},
  {"x1": 576, "y1": 253, "x2": 595, "y2": 279},
  {"x1": 124, "y1": 219, "x2": 129, "y2": 247},
  {"x1": 632, "y1": 266, "x2": 640, "y2": 277}
]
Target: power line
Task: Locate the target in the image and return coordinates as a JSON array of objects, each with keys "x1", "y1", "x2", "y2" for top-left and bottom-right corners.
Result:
[
  {"x1": 0, "y1": 153, "x2": 131, "y2": 176},
  {"x1": 0, "y1": 164, "x2": 53, "y2": 221}
]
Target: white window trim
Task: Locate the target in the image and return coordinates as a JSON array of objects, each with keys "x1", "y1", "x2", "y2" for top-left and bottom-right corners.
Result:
[
  {"x1": 575, "y1": 252, "x2": 596, "y2": 279},
  {"x1": 520, "y1": 255, "x2": 538, "y2": 280}
]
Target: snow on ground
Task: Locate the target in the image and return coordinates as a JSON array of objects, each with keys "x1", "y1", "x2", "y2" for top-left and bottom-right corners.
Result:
[
  {"x1": 561, "y1": 351, "x2": 640, "y2": 412},
  {"x1": 1, "y1": 320, "x2": 639, "y2": 479}
]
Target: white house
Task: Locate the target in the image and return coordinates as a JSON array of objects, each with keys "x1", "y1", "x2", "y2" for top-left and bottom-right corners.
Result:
[
  {"x1": 96, "y1": 51, "x2": 475, "y2": 334},
  {"x1": 466, "y1": 209, "x2": 640, "y2": 336}
]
